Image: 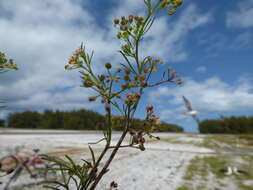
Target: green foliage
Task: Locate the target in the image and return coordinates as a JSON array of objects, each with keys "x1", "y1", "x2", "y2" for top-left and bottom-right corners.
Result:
[
  {"x1": 6, "y1": 109, "x2": 183, "y2": 132},
  {"x1": 7, "y1": 109, "x2": 105, "y2": 130},
  {"x1": 199, "y1": 115, "x2": 253, "y2": 134},
  {"x1": 8, "y1": 111, "x2": 41, "y2": 129},
  {"x1": 44, "y1": 156, "x2": 93, "y2": 189},
  {"x1": 157, "y1": 122, "x2": 183, "y2": 132},
  {"x1": 0, "y1": 119, "x2": 5, "y2": 126}
]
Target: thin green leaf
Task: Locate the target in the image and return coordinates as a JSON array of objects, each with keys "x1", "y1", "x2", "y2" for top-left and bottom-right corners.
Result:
[
  {"x1": 88, "y1": 145, "x2": 96, "y2": 166},
  {"x1": 118, "y1": 51, "x2": 137, "y2": 75},
  {"x1": 70, "y1": 176, "x2": 79, "y2": 188},
  {"x1": 81, "y1": 159, "x2": 91, "y2": 167},
  {"x1": 143, "y1": 17, "x2": 155, "y2": 35},
  {"x1": 65, "y1": 155, "x2": 77, "y2": 170}
]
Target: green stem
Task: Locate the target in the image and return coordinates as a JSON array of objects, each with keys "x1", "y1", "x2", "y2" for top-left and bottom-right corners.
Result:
[{"x1": 89, "y1": 107, "x2": 131, "y2": 190}]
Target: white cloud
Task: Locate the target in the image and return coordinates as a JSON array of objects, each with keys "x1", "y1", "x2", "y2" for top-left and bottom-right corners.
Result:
[
  {"x1": 196, "y1": 66, "x2": 207, "y2": 73},
  {"x1": 0, "y1": 0, "x2": 212, "y2": 114},
  {"x1": 0, "y1": 0, "x2": 118, "y2": 112},
  {"x1": 159, "y1": 107, "x2": 188, "y2": 121},
  {"x1": 108, "y1": 2, "x2": 212, "y2": 61},
  {"x1": 226, "y1": 0, "x2": 253, "y2": 28},
  {"x1": 142, "y1": 4, "x2": 211, "y2": 61},
  {"x1": 148, "y1": 76, "x2": 253, "y2": 121}
]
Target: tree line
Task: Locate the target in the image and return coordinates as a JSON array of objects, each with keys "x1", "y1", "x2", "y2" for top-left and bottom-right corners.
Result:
[
  {"x1": 199, "y1": 115, "x2": 253, "y2": 134},
  {"x1": 4, "y1": 109, "x2": 183, "y2": 132}
]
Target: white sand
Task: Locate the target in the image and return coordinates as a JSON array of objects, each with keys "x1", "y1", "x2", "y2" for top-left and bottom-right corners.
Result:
[{"x1": 0, "y1": 131, "x2": 222, "y2": 190}]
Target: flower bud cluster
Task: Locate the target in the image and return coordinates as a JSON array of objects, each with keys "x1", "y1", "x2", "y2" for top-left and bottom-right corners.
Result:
[
  {"x1": 145, "y1": 105, "x2": 161, "y2": 132},
  {"x1": 124, "y1": 92, "x2": 141, "y2": 105},
  {"x1": 65, "y1": 47, "x2": 86, "y2": 70},
  {"x1": 0, "y1": 52, "x2": 18, "y2": 70},
  {"x1": 82, "y1": 74, "x2": 95, "y2": 88},
  {"x1": 160, "y1": 0, "x2": 183, "y2": 15},
  {"x1": 114, "y1": 15, "x2": 145, "y2": 56},
  {"x1": 88, "y1": 96, "x2": 97, "y2": 102},
  {"x1": 105, "y1": 62, "x2": 112, "y2": 70},
  {"x1": 143, "y1": 56, "x2": 164, "y2": 73},
  {"x1": 112, "y1": 93, "x2": 121, "y2": 99},
  {"x1": 129, "y1": 129, "x2": 146, "y2": 151},
  {"x1": 114, "y1": 15, "x2": 144, "y2": 34},
  {"x1": 120, "y1": 66, "x2": 150, "y2": 90}
]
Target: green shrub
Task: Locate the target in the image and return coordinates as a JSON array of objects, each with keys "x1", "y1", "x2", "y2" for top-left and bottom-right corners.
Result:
[{"x1": 199, "y1": 116, "x2": 253, "y2": 134}]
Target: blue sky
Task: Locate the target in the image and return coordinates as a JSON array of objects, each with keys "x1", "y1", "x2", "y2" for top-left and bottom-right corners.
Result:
[{"x1": 0, "y1": 0, "x2": 253, "y2": 132}]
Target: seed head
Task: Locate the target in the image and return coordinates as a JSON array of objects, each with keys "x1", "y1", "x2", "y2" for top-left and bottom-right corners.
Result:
[
  {"x1": 88, "y1": 96, "x2": 97, "y2": 102},
  {"x1": 114, "y1": 19, "x2": 119, "y2": 25},
  {"x1": 147, "y1": 56, "x2": 152, "y2": 61},
  {"x1": 83, "y1": 81, "x2": 93, "y2": 88},
  {"x1": 105, "y1": 62, "x2": 112, "y2": 69},
  {"x1": 121, "y1": 84, "x2": 129, "y2": 90},
  {"x1": 99, "y1": 75, "x2": 105, "y2": 81},
  {"x1": 167, "y1": 8, "x2": 175, "y2": 15},
  {"x1": 124, "y1": 75, "x2": 131, "y2": 81},
  {"x1": 139, "y1": 74, "x2": 146, "y2": 81},
  {"x1": 65, "y1": 65, "x2": 72, "y2": 70},
  {"x1": 117, "y1": 32, "x2": 121, "y2": 39},
  {"x1": 124, "y1": 68, "x2": 131, "y2": 75}
]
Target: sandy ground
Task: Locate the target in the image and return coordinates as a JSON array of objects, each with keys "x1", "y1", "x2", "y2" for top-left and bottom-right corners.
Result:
[{"x1": 0, "y1": 130, "x2": 252, "y2": 190}]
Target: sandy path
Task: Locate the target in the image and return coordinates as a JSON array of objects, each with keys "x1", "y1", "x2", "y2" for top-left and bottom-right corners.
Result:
[{"x1": 98, "y1": 150, "x2": 195, "y2": 190}]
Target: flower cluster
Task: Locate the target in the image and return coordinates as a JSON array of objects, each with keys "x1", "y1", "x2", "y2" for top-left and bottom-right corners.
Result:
[
  {"x1": 124, "y1": 92, "x2": 141, "y2": 105},
  {"x1": 145, "y1": 105, "x2": 161, "y2": 132},
  {"x1": 119, "y1": 56, "x2": 164, "y2": 90},
  {"x1": 160, "y1": 0, "x2": 183, "y2": 15},
  {"x1": 129, "y1": 129, "x2": 146, "y2": 151},
  {"x1": 142, "y1": 56, "x2": 164, "y2": 73},
  {"x1": 114, "y1": 14, "x2": 146, "y2": 57},
  {"x1": 114, "y1": 15, "x2": 144, "y2": 37},
  {"x1": 0, "y1": 52, "x2": 18, "y2": 70},
  {"x1": 65, "y1": 47, "x2": 86, "y2": 70}
]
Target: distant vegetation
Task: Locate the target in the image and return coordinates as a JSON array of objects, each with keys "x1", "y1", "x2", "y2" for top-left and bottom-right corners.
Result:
[
  {"x1": 6, "y1": 109, "x2": 184, "y2": 132},
  {"x1": 0, "y1": 119, "x2": 4, "y2": 126},
  {"x1": 199, "y1": 116, "x2": 253, "y2": 134}
]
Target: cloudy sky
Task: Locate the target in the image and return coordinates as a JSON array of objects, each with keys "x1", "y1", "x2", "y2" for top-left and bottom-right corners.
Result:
[{"x1": 0, "y1": 0, "x2": 253, "y2": 132}]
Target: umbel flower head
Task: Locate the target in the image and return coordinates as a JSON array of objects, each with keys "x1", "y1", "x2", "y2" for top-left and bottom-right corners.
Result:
[
  {"x1": 160, "y1": 0, "x2": 183, "y2": 15},
  {"x1": 124, "y1": 92, "x2": 141, "y2": 105},
  {"x1": 65, "y1": 46, "x2": 86, "y2": 70}
]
